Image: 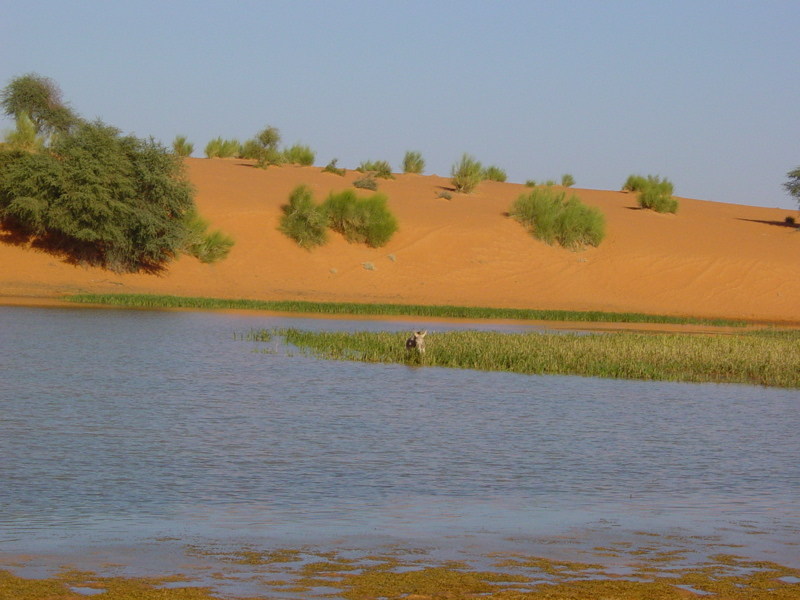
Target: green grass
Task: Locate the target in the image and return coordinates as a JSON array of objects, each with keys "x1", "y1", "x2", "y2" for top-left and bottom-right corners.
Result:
[
  {"x1": 182, "y1": 209, "x2": 235, "y2": 263},
  {"x1": 482, "y1": 165, "x2": 507, "y2": 182},
  {"x1": 64, "y1": 293, "x2": 752, "y2": 327},
  {"x1": 257, "y1": 327, "x2": 800, "y2": 388},
  {"x1": 322, "y1": 158, "x2": 346, "y2": 176},
  {"x1": 282, "y1": 143, "x2": 315, "y2": 166},
  {"x1": 402, "y1": 150, "x2": 425, "y2": 174},
  {"x1": 357, "y1": 159, "x2": 394, "y2": 179},
  {"x1": 510, "y1": 187, "x2": 605, "y2": 249},
  {"x1": 171, "y1": 134, "x2": 194, "y2": 157},
  {"x1": 451, "y1": 153, "x2": 483, "y2": 193},
  {"x1": 561, "y1": 173, "x2": 575, "y2": 187}
]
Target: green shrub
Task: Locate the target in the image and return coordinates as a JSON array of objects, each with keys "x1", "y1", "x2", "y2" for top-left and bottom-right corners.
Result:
[
  {"x1": 323, "y1": 158, "x2": 346, "y2": 176},
  {"x1": 561, "y1": 173, "x2": 575, "y2": 187},
  {"x1": 278, "y1": 185, "x2": 328, "y2": 249},
  {"x1": 357, "y1": 160, "x2": 394, "y2": 179},
  {"x1": 510, "y1": 187, "x2": 605, "y2": 249},
  {"x1": 525, "y1": 180, "x2": 537, "y2": 187},
  {"x1": 622, "y1": 174, "x2": 648, "y2": 192},
  {"x1": 283, "y1": 143, "x2": 315, "y2": 166},
  {"x1": 785, "y1": 216, "x2": 796, "y2": 226},
  {"x1": 402, "y1": 151, "x2": 425, "y2": 174},
  {"x1": 482, "y1": 165, "x2": 507, "y2": 182},
  {"x1": 451, "y1": 153, "x2": 483, "y2": 193},
  {"x1": 437, "y1": 190, "x2": 453, "y2": 200},
  {"x1": 182, "y1": 208, "x2": 234, "y2": 262},
  {"x1": 172, "y1": 135, "x2": 194, "y2": 157},
  {"x1": 205, "y1": 137, "x2": 239, "y2": 158},
  {"x1": 323, "y1": 189, "x2": 398, "y2": 247},
  {"x1": 239, "y1": 139, "x2": 262, "y2": 160},
  {"x1": 0, "y1": 119, "x2": 195, "y2": 272},
  {"x1": 241, "y1": 126, "x2": 283, "y2": 167},
  {"x1": 353, "y1": 175, "x2": 378, "y2": 190},
  {"x1": 636, "y1": 175, "x2": 677, "y2": 213}
]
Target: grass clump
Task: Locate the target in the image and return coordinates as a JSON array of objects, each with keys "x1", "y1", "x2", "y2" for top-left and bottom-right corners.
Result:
[
  {"x1": 182, "y1": 209, "x2": 234, "y2": 263},
  {"x1": 482, "y1": 165, "x2": 507, "y2": 182},
  {"x1": 353, "y1": 174, "x2": 378, "y2": 190},
  {"x1": 622, "y1": 174, "x2": 648, "y2": 192},
  {"x1": 561, "y1": 173, "x2": 575, "y2": 187},
  {"x1": 322, "y1": 158, "x2": 346, "y2": 176},
  {"x1": 623, "y1": 174, "x2": 679, "y2": 213},
  {"x1": 278, "y1": 185, "x2": 329, "y2": 249},
  {"x1": 451, "y1": 153, "x2": 483, "y2": 193},
  {"x1": 323, "y1": 189, "x2": 398, "y2": 247},
  {"x1": 204, "y1": 136, "x2": 240, "y2": 158},
  {"x1": 171, "y1": 135, "x2": 194, "y2": 157},
  {"x1": 510, "y1": 187, "x2": 605, "y2": 249},
  {"x1": 402, "y1": 150, "x2": 425, "y2": 174},
  {"x1": 282, "y1": 143, "x2": 315, "y2": 166},
  {"x1": 357, "y1": 159, "x2": 394, "y2": 179}
]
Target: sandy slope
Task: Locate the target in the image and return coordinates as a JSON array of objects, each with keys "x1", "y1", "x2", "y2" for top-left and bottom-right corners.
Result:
[{"x1": 1, "y1": 158, "x2": 798, "y2": 323}]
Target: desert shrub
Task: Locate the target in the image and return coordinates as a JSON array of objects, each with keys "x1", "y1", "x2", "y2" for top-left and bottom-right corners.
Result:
[
  {"x1": 240, "y1": 126, "x2": 284, "y2": 167},
  {"x1": 543, "y1": 179, "x2": 557, "y2": 186},
  {"x1": 279, "y1": 185, "x2": 328, "y2": 249},
  {"x1": 785, "y1": 216, "x2": 796, "y2": 226},
  {"x1": 323, "y1": 158, "x2": 346, "y2": 176},
  {"x1": 622, "y1": 174, "x2": 648, "y2": 192},
  {"x1": 510, "y1": 187, "x2": 605, "y2": 249},
  {"x1": 636, "y1": 175, "x2": 677, "y2": 213},
  {"x1": 357, "y1": 159, "x2": 394, "y2": 179},
  {"x1": 239, "y1": 139, "x2": 262, "y2": 159},
  {"x1": 783, "y1": 166, "x2": 800, "y2": 208},
  {"x1": 451, "y1": 153, "x2": 483, "y2": 193},
  {"x1": 402, "y1": 150, "x2": 425, "y2": 174},
  {"x1": 437, "y1": 190, "x2": 453, "y2": 200},
  {"x1": 353, "y1": 175, "x2": 378, "y2": 190},
  {"x1": 182, "y1": 208, "x2": 234, "y2": 262},
  {"x1": 482, "y1": 165, "x2": 507, "y2": 182},
  {"x1": 172, "y1": 135, "x2": 194, "y2": 157},
  {"x1": 283, "y1": 143, "x2": 315, "y2": 166},
  {"x1": 205, "y1": 137, "x2": 240, "y2": 158},
  {"x1": 525, "y1": 180, "x2": 537, "y2": 187},
  {"x1": 1, "y1": 73, "x2": 79, "y2": 137},
  {"x1": 323, "y1": 189, "x2": 398, "y2": 247},
  {"x1": 561, "y1": 173, "x2": 575, "y2": 187},
  {"x1": 0, "y1": 119, "x2": 195, "y2": 272}
]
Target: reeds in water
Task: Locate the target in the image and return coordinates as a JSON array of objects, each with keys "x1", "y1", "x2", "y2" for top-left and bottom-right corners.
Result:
[{"x1": 253, "y1": 328, "x2": 800, "y2": 388}]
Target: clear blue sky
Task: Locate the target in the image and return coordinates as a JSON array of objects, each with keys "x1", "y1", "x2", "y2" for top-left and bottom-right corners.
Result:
[{"x1": 2, "y1": 0, "x2": 798, "y2": 209}]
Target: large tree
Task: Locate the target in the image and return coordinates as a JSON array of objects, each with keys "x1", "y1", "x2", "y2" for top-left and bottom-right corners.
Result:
[
  {"x1": 0, "y1": 73, "x2": 79, "y2": 136},
  {"x1": 0, "y1": 119, "x2": 195, "y2": 272}
]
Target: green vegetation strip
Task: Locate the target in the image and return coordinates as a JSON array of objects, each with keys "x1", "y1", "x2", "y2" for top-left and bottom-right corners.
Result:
[
  {"x1": 254, "y1": 328, "x2": 800, "y2": 388},
  {"x1": 65, "y1": 293, "x2": 748, "y2": 327}
]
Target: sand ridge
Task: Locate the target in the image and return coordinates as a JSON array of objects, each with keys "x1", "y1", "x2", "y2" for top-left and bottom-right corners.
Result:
[{"x1": 1, "y1": 157, "x2": 798, "y2": 323}]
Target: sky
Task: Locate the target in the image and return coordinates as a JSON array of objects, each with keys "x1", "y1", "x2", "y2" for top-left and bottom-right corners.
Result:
[{"x1": 2, "y1": 0, "x2": 799, "y2": 209}]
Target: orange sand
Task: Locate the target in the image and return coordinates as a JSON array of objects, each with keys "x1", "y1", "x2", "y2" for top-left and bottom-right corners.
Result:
[{"x1": 1, "y1": 158, "x2": 798, "y2": 323}]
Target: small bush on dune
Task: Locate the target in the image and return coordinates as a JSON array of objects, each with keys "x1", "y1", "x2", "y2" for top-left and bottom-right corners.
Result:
[
  {"x1": 482, "y1": 165, "x2": 507, "y2": 182},
  {"x1": 182, "y1": 208, "x2": 234, "y2": 263},
  {"x1": 323, "y1": 158, "x2": 346, "y2": 176},
  {"x1": 283, "y1": 143, "x2": 315, "y2": 166},
  {"x1": 279, "y1": 185, "x2": 329, "y2": 249},
  {"x1": 205, "y1": 137, "x2": 240, "y2": 158},
  {"x1": 510, "y1": 187, "x2": 605, "y2": 249},
  {"x1": 622, "y1": 174, "x2": 648, "y2": 193},
  {"x1": 637, "y1": 175, "x2": 677, "y2": 213},
  {"x1": 402, "y1": 151, "x2": 425, "y2": 174},
  {"x1": 357, "y1": 160, "x2": 394, "y2": 179},
  {"x1": 561, "y1": 173, "x2": 575, "y2": 187},
  {"x1": 353, "y1": 175, "x2": 378, "y2": 190},
  {"x1": 172, "y1": 135, "x2": 194, "y2": 157},
  {"x1": 525, "y1": 180, "x2": 537, "y2": 187},
  {"x1": 451, "y1": 153, "x2": 483, "y2": 193},
  {"x1": 323, "y1": 189, "x2": 398, "y2": 247}
]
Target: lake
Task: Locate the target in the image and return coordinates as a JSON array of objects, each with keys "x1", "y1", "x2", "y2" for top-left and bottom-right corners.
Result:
[{"x1": 1, "y1": 305, "x2": 798, "y2": 596}]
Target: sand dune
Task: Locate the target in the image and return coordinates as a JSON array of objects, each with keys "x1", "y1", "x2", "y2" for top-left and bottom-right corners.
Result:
[{"x1": 1, "y1": 158, "x2": 798, "y2": 323}]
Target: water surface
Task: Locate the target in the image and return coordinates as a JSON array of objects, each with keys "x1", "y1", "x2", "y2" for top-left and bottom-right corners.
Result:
[{"x1": 1, "y1": 306, "x2": 798, "y2": 594}]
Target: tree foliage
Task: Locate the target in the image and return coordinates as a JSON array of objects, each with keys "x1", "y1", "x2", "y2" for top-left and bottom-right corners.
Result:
[
  {"x1": 0, "y1": 120, "x2": 195, "y2": 272},
  {"x1": 784, "y1": 166, "x2": 800, "y2": 207},
  {"x1": 0, "y1": 73, "x2": 79, "y2": 136}
]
